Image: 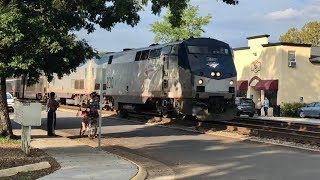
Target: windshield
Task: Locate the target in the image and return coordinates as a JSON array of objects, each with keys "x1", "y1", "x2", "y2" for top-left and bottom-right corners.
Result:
[
  {"x1": 240, "y1": 99, "x2": 253, "y2": 104},
  {"x1": 6, "y1": 93, "x2": 12, "y2": 99},
  {"x1": 188, "y1": 46, "x2": 230, "y2": 55}
]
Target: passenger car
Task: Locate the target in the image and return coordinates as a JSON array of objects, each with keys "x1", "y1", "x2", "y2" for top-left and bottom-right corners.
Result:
[
  {"x1": 298, "y1": 102, "x2": 320, "y2": 118},
  {"x1": 236, "y1": 98, "x2": 255, "y2": 117},
  {"x1": 6, "y1": 92, "x2": 15, "y2": 111}
]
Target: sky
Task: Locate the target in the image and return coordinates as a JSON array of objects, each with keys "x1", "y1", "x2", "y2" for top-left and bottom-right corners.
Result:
[{"x1": 76, "y1": 0, "x2": 320, "y2": 52}]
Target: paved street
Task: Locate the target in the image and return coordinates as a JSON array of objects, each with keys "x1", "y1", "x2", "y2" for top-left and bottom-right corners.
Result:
[{"x1": 12, "y1": 111, "x2": 320, "y2": 180}]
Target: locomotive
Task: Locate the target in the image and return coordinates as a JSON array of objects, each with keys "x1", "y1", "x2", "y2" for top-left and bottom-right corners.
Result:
[{"x1": 7, "y1": 37, "x2": 237, "y2": 120}]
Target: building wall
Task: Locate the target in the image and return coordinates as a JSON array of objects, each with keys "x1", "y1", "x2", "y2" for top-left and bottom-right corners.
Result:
[
  {"x1": 278, "y1": 46, "x2": 320, "y2": 104},
  {"x1": 248, "y1": 37, "x2": 268, "y2": 55},
  {"x1": 235, "y1": 37, "x2": 320, "y2": 105}
]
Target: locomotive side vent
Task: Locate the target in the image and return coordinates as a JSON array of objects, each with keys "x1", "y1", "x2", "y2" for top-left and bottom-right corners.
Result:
[
  {"x1": 196, "y1": 86, "x2": 205, "y2": 92},
  {"x1": 229, "y1": 87, "x2": 235, "y2": 93}
]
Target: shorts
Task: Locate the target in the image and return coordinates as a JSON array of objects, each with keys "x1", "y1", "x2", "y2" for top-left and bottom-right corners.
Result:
[
  {"x1": 82, "y1": 117, "x2": 97, "y2": 125},
  {"x1": 82, "y1": 116, "x2": 89, "y2": 124}
]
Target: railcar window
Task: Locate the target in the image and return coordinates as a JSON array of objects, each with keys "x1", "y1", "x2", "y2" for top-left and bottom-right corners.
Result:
[
  {"x1": 95, "y1": 83, "x2": 100, "y2": 90},
  {"x1": 74, "y1": 79, "x2": 85, "y2": 89},
  {"x1": 140, "y1": 50, "x2": 150, "y2": 60},
  {"x1": 80, "y1": 80, "x2": 84, "y2": 89},
  {"x1": 149, "y1": 48, "x2": 161, "y2": 59},
  {"x1": 161, "y1": 46, "x2": 172, "y2": 55},
  {"x1": 135, "y1": 51, "x2": 142, "y2": 61}
]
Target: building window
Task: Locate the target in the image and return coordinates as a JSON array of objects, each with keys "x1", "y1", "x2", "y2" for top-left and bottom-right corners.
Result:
[{"x1": 288, "y1": 51, "x2": 296, "y2": 67}]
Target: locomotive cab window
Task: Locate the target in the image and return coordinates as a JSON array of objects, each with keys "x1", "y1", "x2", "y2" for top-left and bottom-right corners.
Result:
[
  {"x1": 171, "y1": 45, "x2": 179, "y2": 55},
  {"x1": 212, "y1": 47, "x2": 230, "y2": 55},
  {"x1": 135, "y1": 51, "x2": 142, "y2": 61},
  {"x1": 188, "y1": 46, "x2": 209, "y2": 54},
  {"x1": 140, "y1": 50, "x2": 150, "y2": 61},
  {"x1": 108, "y1": 55, "x2": 113, "y2": 64},
  {"x1": 161, "y1": 46, "x2": 172, "y2": 55},
  {"x1": 188, "y1": 46, "x2": 230, "y2": 55},
  {"x1": 149, "y1": 48, "x2": 161, "y2": 59}
]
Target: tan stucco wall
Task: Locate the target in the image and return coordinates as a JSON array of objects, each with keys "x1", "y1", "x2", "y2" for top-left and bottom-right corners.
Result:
[
  {"x1": 248, "y1": 37, "x2": 268, "y2": 53},
  {"x1": 234, "y1": 40, "x2": 320, "y2": 105},
  {"x1": 278, "y1": 46, "x2": 320, "y2": 104}
]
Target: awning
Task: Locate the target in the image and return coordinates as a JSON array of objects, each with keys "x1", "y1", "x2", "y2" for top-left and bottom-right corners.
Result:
[
  {"x1": 254, "y1": 80, "x2": 278, "y2": 91},
  {"x1": 237, "y1": 80, "x2": 248, "y2": 91}
]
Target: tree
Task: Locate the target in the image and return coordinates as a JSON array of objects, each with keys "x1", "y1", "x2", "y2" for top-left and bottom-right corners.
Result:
[
  {"x1": 0, "y1": 0, "x2": 238, "y2": 138},
  {"x1": 279, "y1": 27, "x2": 302, "y2": 44},
  {"x1": 279, "y1": 21, "x2": 320, "y2": 46},
  {"x1": 150, "y1": 5, "x2": 212, "y2": 43},
  {"x1": 300, "y1": 21, "x2": 320, "y2": 46}
]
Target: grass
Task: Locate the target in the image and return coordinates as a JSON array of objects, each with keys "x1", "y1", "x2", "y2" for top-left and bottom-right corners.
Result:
[{"x1": 0, "y1": 137, "x2": 20, "y2": 144}]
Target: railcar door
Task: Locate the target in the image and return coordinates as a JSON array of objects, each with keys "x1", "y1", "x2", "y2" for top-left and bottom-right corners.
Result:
[
  {"x1": 161, "y1": 46, "x2": 172, "y2": 97},
  {"x1": 162, "y1": 55, "x2": 169, "y2": 96}
]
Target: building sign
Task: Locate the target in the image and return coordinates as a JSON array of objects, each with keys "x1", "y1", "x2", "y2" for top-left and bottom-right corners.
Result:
[{"x1": 251, "y1": 60, "x2": 261, "y2": 73}]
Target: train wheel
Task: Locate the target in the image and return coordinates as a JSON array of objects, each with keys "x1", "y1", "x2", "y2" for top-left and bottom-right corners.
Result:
[
  {"x1": 119, "y1": 109, "x2": 128, "y2": 118},
  {"x1": 38, "y1": 94, "x2": 42, "y2": 101}
]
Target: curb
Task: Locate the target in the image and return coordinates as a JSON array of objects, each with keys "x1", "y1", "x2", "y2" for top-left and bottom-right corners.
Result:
[
  {"x1": 129, "y1": 160, "x2": 148, "y2": 180},
  {"x1": 0, "y1": 161, "x2": 51, "y2": 177},
  {"x1": 52, "y1": 126, "x2": 148, "y2": 180}
]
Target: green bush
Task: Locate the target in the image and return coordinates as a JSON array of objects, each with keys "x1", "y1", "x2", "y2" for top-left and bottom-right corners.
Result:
[
  {"x1": 280, "y1": 102, "x2": 306, "y2": 117},
  {"x1": 0, "y1": 137, "x2": 20, "y2": 144}
]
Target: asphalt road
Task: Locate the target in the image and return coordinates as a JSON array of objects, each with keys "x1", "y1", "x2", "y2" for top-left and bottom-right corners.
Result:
[{"x1": 11, "y1": 111, "x2": 320, "y2": 180}]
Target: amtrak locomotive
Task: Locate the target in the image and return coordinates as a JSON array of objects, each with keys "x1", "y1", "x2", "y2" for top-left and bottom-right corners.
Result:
[{"x1": 7, "y1": 37, "x2": 237, "y2": 120}]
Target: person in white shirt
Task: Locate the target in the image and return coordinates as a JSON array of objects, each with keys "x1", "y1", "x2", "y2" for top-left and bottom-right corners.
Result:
[{"x1": 256, "y1": 98, "x2": 262, "y2": 116}]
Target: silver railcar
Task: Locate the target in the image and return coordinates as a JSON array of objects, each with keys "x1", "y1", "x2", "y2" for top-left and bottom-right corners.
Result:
[{"x1": 7, "y1": 37, "x2": 237, "y2": 120}]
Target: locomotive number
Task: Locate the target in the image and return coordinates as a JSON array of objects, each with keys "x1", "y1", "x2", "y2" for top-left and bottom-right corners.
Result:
[{"x1": 106, "y1": 77, "x2": 114, "y2": 88}]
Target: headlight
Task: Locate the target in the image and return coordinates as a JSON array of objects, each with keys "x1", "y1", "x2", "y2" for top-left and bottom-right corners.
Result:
[
  {"x1": 216, "y1": 72, "x2": 221, "y2": 77},
  {"x1": 211, "y1": 72, "x2": 215, "y2": 77},
  {"x1": 230, "y1": 80, "x2": 234, "y2": 85},
  {"x1": 198, "y1": 79, "x2": 204, "y2": 85}
]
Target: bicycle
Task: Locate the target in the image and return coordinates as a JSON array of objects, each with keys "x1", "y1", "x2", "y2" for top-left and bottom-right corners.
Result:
[{"x1": 77, "y1": 108, "x2": 98, "y2": 138}]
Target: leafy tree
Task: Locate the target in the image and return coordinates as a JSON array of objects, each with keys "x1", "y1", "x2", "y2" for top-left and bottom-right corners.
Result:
[
  {"x1": 0, "y1": 0, "x2": 238, "y2": 138},
  {"x1": 150, "y1": 5, "x2": 212, "y2": 43},
  {"x1": 300, "y1": 21, "x2": 320, "y2": 46},
  {"x1": 279, "y1": 21, "x2": 320, "y2": 46},
  {"x1": 279, "y1": 27, "x2": 302, "y2": 44}
]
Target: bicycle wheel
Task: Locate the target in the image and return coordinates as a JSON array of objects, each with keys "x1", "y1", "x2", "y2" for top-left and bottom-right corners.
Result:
[{"x1": 88, "y1": 122, "x2": 95, "y2": 138}]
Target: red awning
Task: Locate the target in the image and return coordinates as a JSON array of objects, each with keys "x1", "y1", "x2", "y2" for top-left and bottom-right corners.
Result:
[
  {"x1": 237, "y1": 80, "x2": 248, "y2": 91},
  {"x1": 254, "y1": 80, "x2": 278, "y2": 91}
]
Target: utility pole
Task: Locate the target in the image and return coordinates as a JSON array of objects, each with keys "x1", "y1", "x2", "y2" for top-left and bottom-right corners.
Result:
[{"x1": 21, "y1": 74, "x2": 27, "y2": 99}]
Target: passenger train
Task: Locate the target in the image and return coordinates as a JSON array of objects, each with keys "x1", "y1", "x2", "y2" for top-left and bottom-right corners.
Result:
[{"x1": 7, "y1": 37, "x2": 237, "y2": 120}]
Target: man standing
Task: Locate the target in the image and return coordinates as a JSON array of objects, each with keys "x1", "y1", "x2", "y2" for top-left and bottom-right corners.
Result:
[
  {"x1": 263, "y1": 97, "x2": 269, "y2": 116},
  {"x1": 47, "y1": 92, "x2": 59, "y2": 136}
]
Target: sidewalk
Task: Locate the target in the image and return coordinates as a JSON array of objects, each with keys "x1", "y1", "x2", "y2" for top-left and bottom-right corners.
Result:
[
  {"x1": 15, "y1": 129, "x2": 138, "y2": 180},
  {"x1": 255, "y1": 116, "x2": 320, "y2": 125}
]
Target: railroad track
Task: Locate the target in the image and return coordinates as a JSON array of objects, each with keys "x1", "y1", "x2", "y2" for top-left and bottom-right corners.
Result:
[
  {"x1": 60, "y1": 105, "x2": 320, "y2": 145},
  {"x1": 195, "y1": 117, "x2": 320, "y2": 145}
]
